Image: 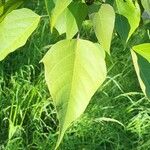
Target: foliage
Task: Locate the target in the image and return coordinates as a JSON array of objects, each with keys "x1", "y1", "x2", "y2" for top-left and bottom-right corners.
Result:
[
  {"x1": 42, "y1": 39, "x2": 106, "y2": 149},
  {"x1": 0, "y1": 0, "x2": 150, "y2": 149}
]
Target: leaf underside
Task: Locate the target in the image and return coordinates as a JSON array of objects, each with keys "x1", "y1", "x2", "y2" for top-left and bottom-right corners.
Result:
[{"x1": 42, "y1": 39, "x2": 107, "y2": 149}]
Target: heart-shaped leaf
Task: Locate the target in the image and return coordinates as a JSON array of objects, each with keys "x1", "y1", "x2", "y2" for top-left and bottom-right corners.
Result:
[
  {"x1": 92, "y1": 4, "x2": 115, "y2": 54},
  {"x1": 0, "y1": 8, "x2": 40, "y2": 61},
  {"x1": 131, "y1": 43, "x2": 150, "y2": 98},
  {"x1": 41, "y1": 39, "x2": 107, "y2": 149}
]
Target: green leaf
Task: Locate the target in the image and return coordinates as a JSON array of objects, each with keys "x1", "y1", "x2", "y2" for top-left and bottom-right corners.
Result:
[
  {"x1": 88, "y1": 2, "x2": 101, "y2": 15},
  {"x1": 45, "y1": 0, "x2": 72, "y2": 31},
  {"x1": 115, "y1": 14, "x2": 130, "y2": 43},
  {"x1": 0, "y1": 8, "x2": 40, "y2": 61},
  {"x1": 106, "y1": 0, "x2": 115, "y2": 5},
  {"x1": 0, "y1": 0, "x2": 23, "y2": 22},
  {"x1": 0, "y1": 5, "x2": 4, "y2": 16},
  {"x1": 115, "y1": 0, "x2": 141, "y2": 41},
  {"x1": 141, "y1": 0, "x2": 150, "y2": 15},
  {"x1": 55, "y1": 2, "x2": 88, "y2": 39},
  {"x1": 131, "y1": 43, "x2": 150, "y2": 98},
  {"x1": 133, "y1": 43, "x2": 150, "y2": 63},
  {"x1": 92, "y1": 4, "x2": 115, "y2": 54},
  {"x1": 41, "y1": 39, "x2": 107, "y2": 149},
  {"x1": 44, "y1": 0, "x2": 55, "y2": 17}
]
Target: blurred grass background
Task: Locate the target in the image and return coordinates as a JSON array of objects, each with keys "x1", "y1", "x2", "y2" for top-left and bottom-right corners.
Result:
[{"x1": 0, "y1": 0, "x2": 150, "y2": 150}]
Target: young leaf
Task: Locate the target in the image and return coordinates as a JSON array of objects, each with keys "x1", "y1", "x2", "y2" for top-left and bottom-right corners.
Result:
[
  {"x1": 55, "y1": 2, "x2": 88, "y2": 39},
  {"x1": 131, "y1": 43, "x2": 150, "y2": 98},
  {"x1": 45, "y1": 0, "x2": 72, "y2": 31},
  {"x1": 0, "y1": 8, "x2": 40, "y2": 61},
  {"x1": 41, "y1": 39, "x2": 107, "y2": 149},
  {"x1": 115, "y1": 0, "x2": 141, "y2": 41},
  {"x1": 92, "y1": 4, "x2": 115, "y2": 54}
]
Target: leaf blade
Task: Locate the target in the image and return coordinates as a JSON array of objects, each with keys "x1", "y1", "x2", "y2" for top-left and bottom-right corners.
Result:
[
  {"x1": 92, "y1": 4, "x2": 115, "y2": 54},
  {"x1": 42, "y1": 39, "x2": 107, "y2": 148},
  {"x1": 131, "y1": 43, "x2": 150, "y2": 98},
  {"x1": 45, "y1": 0, "x2": 72, "y2": 31},
  {"x1": 0, "y1": 8, "x2": 40, "y2": 61},
  {"x1": 55, "y1": 2, "x2": 88, "y2": 39},
  {"x1": 115, "y1": 0, "x2": 141, "y2": 41}
]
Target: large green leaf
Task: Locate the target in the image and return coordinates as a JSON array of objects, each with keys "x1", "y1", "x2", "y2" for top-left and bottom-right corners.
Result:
[
  {"x1": 92, "y1": 4, "x2": 115, "y2": 54},
  {"x1": 55, "y1": 2, "x2": 88, "y2": 39},
  {"x1": 131, "y1": 43, "x2": 150, "y2": 98},
  {"x1": 115, "y1": 0, "x2": 141, "y2": 41},
  {"x1": 0, "y1": 8, "x2": 40, "y2": 61},
  {"x1": 45, "y1": 0, "x2": 72, "y2": 31},
  {"x1": 41, "y1": 39, "x2": 107, "y2": 148}
]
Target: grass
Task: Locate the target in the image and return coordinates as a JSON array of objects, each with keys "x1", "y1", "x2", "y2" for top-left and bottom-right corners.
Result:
[{"x1": 0, "y1": 1, "x2": 150, "y2": 150}]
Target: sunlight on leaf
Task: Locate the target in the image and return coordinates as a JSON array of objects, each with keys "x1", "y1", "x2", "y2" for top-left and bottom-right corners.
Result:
[
  {"x1": 115, "y1": 0, "x2": 141, "y2": 41},
  {"x1": 55, "y1": 2, "x2": 87, "y2": 39},
  {"x1": 45, "y1": 0, "x2": 72, "y2": 31},
  {"x1": 92, "y1": 4, "x2": 115, "y2": 54},
  {"x1": 0, "y1": 8, "x2": 40, "y2": 61},
  {"x1": 41, "y1": 39, "x2": 107, "y2": 149},
  {"x1": 131, "y1": 43, "x2": 150, "y2": 98}
]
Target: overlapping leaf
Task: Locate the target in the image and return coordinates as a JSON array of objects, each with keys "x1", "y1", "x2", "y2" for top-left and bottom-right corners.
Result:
[
  {"x1": 55, "y1": 2, "x2": 88, "y2": 39},
  {"x1": 92, "y1": 4, "x2": 115, "y2": 54},
  {"x1": 131, "y1": 43, "x2": 150, "y2": 98},
  {"x1": 0, "y1": 8, "x2": 40, "y2": 61},
  {"x1": 41, "y1": 39, "x2": 107, "y2": 149},
  {"x1": 0, "y1": 0, "x2": 23, "y2": 22},
  {"x1": 115, "y1": 0, "x2": 141, "y2": 41},
  {"x1": 45, "y1": 0, "x2": 72, "y2": 31}
]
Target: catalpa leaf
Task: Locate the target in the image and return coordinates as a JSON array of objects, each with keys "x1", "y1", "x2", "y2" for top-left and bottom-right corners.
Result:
[
  {"x1": 41, "y1": 39, "x2": 107, "y2": 149},
  {"x1": 0, "y1": 8, "x2": 40, "y2": 61},
  {"x1": 92, "y1": 4, "x2": 115, "y2": 54},
  {"x1": 131, "y1": 43, "x2": 150, "y2": 98},
  {"x1": 55, "y1": 2, "x2": 88, "y2": 39},
  {"x1": 45, "y1": 0, "x2": 72, "y2": 31},
  {"x1": 115, "y1": 0, "x2": 141, "y2": 41}
]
